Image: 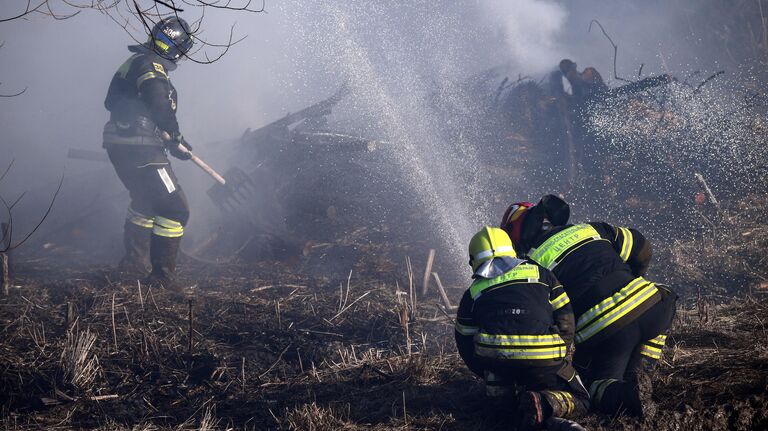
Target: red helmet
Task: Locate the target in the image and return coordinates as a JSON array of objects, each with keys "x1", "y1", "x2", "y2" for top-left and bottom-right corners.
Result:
[{"x1": 500, "y1": 201, "x2": 534, "y2": 247}]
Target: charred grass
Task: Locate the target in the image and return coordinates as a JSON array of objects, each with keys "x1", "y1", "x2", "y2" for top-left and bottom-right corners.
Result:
[{"x1": 1, "y1": 253, "x2": 767, "y2": 430}]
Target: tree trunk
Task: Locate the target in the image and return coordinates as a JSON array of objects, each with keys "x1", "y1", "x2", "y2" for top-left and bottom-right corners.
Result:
[
  {"x1": 1, "y1": 222, "x2": 9, "y2": 296},
  {"x1": 1, "y1": 253, "x2": 9, "y2": 296}
]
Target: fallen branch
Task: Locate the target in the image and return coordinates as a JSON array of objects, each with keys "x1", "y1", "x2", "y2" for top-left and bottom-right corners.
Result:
[
  {"x1": 258, "y1": 344, "x2": 291, "y2": 380},
  {"x1": 111, "y1": 293, "x2": 118, "y2": 350},
  {"x1": 329, "y1": 291, "x2": 373, "y2": 322},
  {"x1": 431, "y1": 272, "x2": 455, "y2": 310},
  {"x1": 695, "y1": 172, "x2": 721, "y2": 210},
  {"x1": 420, "y1": 249, "x2": 435, "y2": 297}
]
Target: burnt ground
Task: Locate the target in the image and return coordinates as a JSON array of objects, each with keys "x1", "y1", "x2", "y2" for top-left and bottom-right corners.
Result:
[{"x1": 1, "y1": 238, "x2": 767, "y2": 430}]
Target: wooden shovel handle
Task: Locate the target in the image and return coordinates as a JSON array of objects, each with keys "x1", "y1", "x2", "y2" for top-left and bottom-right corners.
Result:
[{"x1": 161, "y1": 132, "x2": 226, "y2": 185}]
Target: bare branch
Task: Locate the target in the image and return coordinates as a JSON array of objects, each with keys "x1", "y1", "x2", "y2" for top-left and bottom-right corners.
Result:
[
  {"x1": 0, "y1": 160, "x2": 13, "y2": 185},
  {"x1": 0, "y1": 86, "x2": 28, "y2": 98},
  {"x1": 0, "y1": 162, "x2": 64, "y2": 253},
  {"x1": 694, "y1": 71, "x2": 725, "y2": 93},
  {"x1": 588, "y1": 19, "x2": 631, "y2": 83},
  {"x1": 0, "y1": 0, "x2": 48, "y2": 23}
]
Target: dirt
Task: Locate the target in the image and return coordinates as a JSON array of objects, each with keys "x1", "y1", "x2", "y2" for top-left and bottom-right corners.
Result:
[{"x1": 1, "y1": 241, "x2": 767, "y2": 431}]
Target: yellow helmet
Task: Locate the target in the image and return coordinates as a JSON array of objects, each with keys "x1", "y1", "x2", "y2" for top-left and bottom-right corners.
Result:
[{"x1": 468, "y1": 226, "x2": 517, "y2": 271}]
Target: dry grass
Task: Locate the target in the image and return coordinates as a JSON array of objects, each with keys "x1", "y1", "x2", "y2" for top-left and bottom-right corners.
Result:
[
  {"x1": 61, "y1": 327, "x2": 100, "y2": 391},
  {"x1": 282, "y1": 402, "x2": 353, "y2": 431},
  {"x1": 670, "y1": 195, "x2": 768, "y2": 299}
]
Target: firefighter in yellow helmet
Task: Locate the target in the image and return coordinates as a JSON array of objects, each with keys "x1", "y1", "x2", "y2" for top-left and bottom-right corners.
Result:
[{"x1": 456, "y1": 226, "x2": 589, "y2": 430}]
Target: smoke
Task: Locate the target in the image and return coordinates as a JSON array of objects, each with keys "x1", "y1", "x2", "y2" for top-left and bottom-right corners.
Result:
[
  {"x1": 481, "y1": 0, "x2": 569, "y2": 73},
  {"x1": 1, "y1": 1, "x2": 764, "y2": 277},
  {"x1": 266, "y1": 1, "x2": 583, "y2": 276}
]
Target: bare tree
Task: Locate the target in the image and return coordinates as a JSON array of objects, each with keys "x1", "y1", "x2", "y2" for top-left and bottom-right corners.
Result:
[
  {"x1": 1, "y1": 0, "x2": 266, "y2": 64},
  {"x1": 0, "y1": 160, "x2": 63, "y2": 295}
]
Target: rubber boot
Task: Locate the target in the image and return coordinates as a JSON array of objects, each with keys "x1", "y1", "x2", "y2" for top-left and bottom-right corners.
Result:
[
  {"x1": 516, "y1": 391, "x2": 551, "y2": 431},
  {"x1": 590, "y1": 375, "x2": 655, "y2": 418},
  {"x1": 117, "y1": 221, "x2": 151, "y2": 277},
  {"x1": 146, "y1": 234, "x2": 181, "y2": 290}
]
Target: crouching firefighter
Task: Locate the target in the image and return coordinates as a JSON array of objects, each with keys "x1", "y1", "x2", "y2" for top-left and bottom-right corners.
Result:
[
  {"x1": 103, "y1": 17, "x2": 195, "y2": 289},
  {"x1": 455, "y1": 226, "x2": 589, "y2": 430},
  {"x1": 500, "y1": 195, "x2": 678, "y2": 417}
]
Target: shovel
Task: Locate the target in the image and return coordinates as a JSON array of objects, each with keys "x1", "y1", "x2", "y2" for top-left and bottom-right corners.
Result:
[
  {"x1": 206, "y1": 167, "x2": 259, "y2": 213},
  {"x1": 168, "y1": 139, "x2": 259, "y2": 213}
]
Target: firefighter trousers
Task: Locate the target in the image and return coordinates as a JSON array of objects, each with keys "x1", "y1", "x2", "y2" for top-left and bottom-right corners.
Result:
[
  {"x1": 482, "y1": 361, "x2": 590, "y2": 419},
  {"x1": 573, "y1": 286, "x2": 677, "y2": 415},
  {"x1": 106, "y1": 144, "x2": 190, "y2": 229}
]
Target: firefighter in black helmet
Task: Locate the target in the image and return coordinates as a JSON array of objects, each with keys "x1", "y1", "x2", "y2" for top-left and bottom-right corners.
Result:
[
  {"x1": 103, "y1": 17, "x2": 195, "y2": 289},
  {"x1": 500, "y1": 195, "x2": 678, "y2": 418}
]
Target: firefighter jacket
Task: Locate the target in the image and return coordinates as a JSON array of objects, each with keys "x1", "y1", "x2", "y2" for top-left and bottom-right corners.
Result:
[
  {"x1": 104, "y1": 45, "x2": 180, "y2": 142},
  {"x1": 523, "y1": 222, "x2": 659, "y2": 346},
  {"x1": 455, "y1": 258, "x2": 575, "y2": 377}
]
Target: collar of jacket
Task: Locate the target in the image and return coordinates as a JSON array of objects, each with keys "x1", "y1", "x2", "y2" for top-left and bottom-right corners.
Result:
[
  {"x1": 528, "y1": 223, "x2": 572, "y2": 254},
  {"x1": 128, "y1": 44, "x2": 178, "y2": 71},
  {"x1": 472, "y1": 256, "x2": 527, "y2": 279}
]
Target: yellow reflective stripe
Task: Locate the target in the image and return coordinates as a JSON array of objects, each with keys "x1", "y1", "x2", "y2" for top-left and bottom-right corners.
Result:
[
  {"x1": 475, "y1": 345, "x2": 566, "y2": 360},
  {"x1": 154, "y1": 38, "x2": 170, "y2": 52},
  {"x1": 455, "y1": 322, "x2": 479, "y2": 336},
  {"x1": 558, "y1": 391, "x2": 574, "y2": 415},
  {"x1": 471, "y1": 245, "x2": 515, "y2": 262},
  {"x1": 650, "y1": 334, "x2": 667, "y2": 344},
  {"x1": 127, "y1": 207, "x2": 153, "y2": 228},
  {"x1": 152, "y1": 216, "x2": 183, "y2": 238},
  {"x1": 639, "y1": 344, "x2": 662, "y2": 359},
  {"x1": 543, "y1": 390, "x2": 573, "y2": 415},
  {"x1": 152, "y1": 62, "x2": 167, "y2": 77},
  {"x1": 576, "y1": 277, "x2": 651, "y2": 329},
  {"x1": 575, "y1": 278, "x2": 659, "y2": 343},
  {"x1": 469, "y1": 264, "x2": 540, "y2": 299},
  {"x1": 528, "y1": 224, "x2": 603, "y2": 269},
  {"x1": 117, "y1": 54, "x2": 140, "y2": 79},
  {"x1": 476, "y1": 333, "x2": 565, "y2": 347},
  {"x1": 548, "y1": 391, "x2": 564, "y2": 407},
  {"x1": 619, "y1": 227, "x2": 633, "y2": 262},
  {"x1": 137, "y1": 71, "x2": 159, "y2": 87},
  {"x1": 550, "y1": 292, "x2": 570, "y2": 311}
]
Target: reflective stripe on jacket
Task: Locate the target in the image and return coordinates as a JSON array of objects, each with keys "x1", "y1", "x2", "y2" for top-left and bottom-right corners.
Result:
[{"x1": 526, "y1": 223, "x2": 661, "y2": 345}]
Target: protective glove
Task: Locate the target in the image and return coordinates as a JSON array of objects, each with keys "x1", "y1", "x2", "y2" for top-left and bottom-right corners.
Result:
[{"x1": 164, "y1": 133, "x2": 192, "y2": 160}]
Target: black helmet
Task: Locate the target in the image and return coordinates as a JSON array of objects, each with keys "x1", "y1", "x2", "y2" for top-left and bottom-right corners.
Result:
[{"x1": 148, "y1": 17, "x2": 194, "y2": 61}]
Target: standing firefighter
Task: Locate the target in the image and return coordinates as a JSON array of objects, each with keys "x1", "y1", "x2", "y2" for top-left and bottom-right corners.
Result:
[
  {"x1": 103, "y1": 17, "x2": 195, "y2": 289},
  {"x1": 500, "y1": 195, "x2": 678, "y2": 417},
  {"x1": 456, "y1": 226, "x2": 589, "y2": 430}
]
